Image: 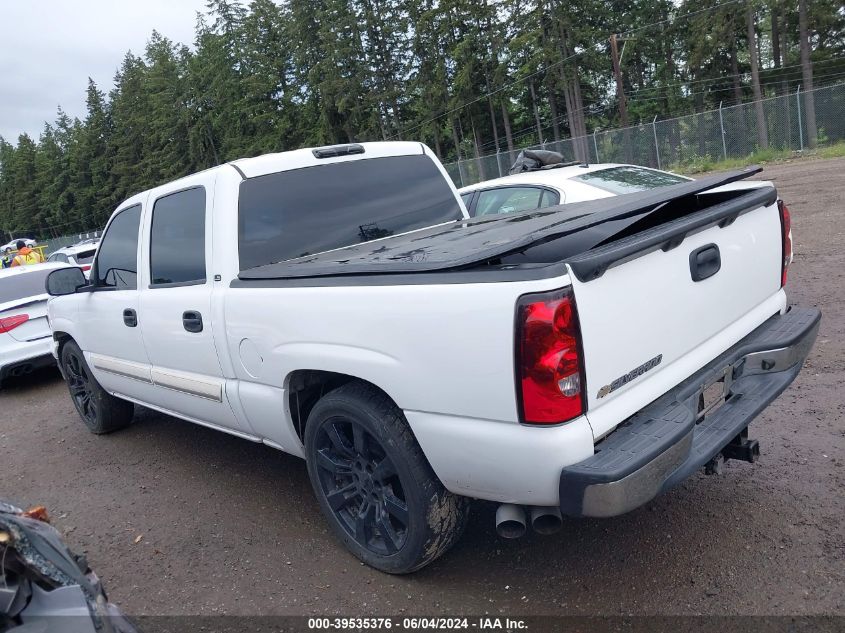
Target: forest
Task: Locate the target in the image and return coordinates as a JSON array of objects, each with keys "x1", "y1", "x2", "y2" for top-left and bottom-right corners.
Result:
[{"x1": 0, "y1": 0, "x2": 843, "y2": 237}]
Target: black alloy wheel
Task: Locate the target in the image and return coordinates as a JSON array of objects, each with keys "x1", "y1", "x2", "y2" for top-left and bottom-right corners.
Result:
[
  {"x1": 64, "y1": 346, "x2": 98, "y2": 425},
  {"x1": 60, "y1": 340, "x2": 134, "y2": 434},
  {"x1": 313, "y1": 417, "x2": 409, "y2": 555},
  {"x1": 304, "y1": 381, "x2": 470, "y2": 574}
]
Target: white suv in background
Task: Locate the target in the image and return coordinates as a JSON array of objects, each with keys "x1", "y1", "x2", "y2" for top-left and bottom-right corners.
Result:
[
  {"x1": 0, "y1": 263, "x2": 68, "y2": 384},
  {"x1": 47, "y1": 242, "x2": 100, "y2": 278}
]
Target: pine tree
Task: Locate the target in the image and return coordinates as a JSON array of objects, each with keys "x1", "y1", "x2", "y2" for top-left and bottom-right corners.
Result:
[
  {"x1": 108, "y1": 53, "x2": 152, "y2": 202},
  {"x1": 238, "y1": 0, "x2": 290, "y2": 155},
  {"x1": 77, "y1": 79, "x2": 114, "y2": 225},
  {"x1": 8, "y1": 134, "x2": 39, "y2": 235},
  {"x1": 0, "y1": 0, "x2": 844, "y2": 235},
  {"x1": 143, "y1": 32, "x2": 192, "y2": 182}
]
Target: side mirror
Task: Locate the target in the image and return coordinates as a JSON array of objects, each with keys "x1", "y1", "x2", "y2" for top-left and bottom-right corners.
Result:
[{"x1": 46, "y1": 267, "x2": 88, "y2": 296}]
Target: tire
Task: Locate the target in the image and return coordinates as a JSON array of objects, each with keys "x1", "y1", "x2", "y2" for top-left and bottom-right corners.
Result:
[
  {"x1": 60, "y1": 341, "x2": 134, "y2": 434},
  {"x1": 304, "y1": 381, "x2": 470, "y2": 574}
]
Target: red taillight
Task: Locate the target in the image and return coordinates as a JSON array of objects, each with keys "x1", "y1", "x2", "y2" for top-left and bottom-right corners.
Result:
[
  {"x1": 778, "y1": 199, "x2": 792, "y2": 287},
  {"x1": 0, "y1": 314, "x2": 29, "y2": 333},
  {"x1": 81, "y1": 265, "x2": 91, "y2": 271},
  {"x1": 515, "y1": 287, "x2": 585, "y2": 424}
]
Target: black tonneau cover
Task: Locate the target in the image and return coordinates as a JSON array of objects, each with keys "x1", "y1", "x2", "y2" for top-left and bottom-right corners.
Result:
[{"x1": 238, "y1": 166, "x2": 764, "y2": 281}]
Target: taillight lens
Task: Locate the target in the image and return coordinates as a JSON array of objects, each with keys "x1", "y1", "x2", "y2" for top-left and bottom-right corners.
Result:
[
  {"x1": 0, "y1": 314, "x2": 29, "y2": 333},
  {"x1": 81, "y1": 265, "x2": 91, "y2": 272},
  {"x1": 778, "y1": 199, "x2": 792, "y2": 287},
  {"x1": 516, "y1": 287, "x2": 585, "y2": 424}
]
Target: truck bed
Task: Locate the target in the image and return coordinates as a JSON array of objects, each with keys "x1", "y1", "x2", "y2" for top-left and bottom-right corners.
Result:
[{"x1": 238, "y1": 166, "x2": 765, "y2": 281}]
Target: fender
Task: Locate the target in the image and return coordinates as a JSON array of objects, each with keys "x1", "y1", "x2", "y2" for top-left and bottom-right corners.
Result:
[
  {"x1": 270, "y1": 342, "x2": 403, "y2": 404},
  {"x1": 49, "y1": 319, "x2": 79, "y2": 360}
]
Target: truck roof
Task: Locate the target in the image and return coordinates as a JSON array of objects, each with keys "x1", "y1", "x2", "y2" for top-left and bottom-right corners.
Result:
[
  {"x1": 229, "y1": 141, "x2": 426, "y2": 179},
  {"x1": 113, "y1": 141, "x2": 430, "y2": 211}
]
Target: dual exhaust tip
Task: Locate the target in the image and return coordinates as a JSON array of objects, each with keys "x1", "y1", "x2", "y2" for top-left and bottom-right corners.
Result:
[
  {"x1": 8, "y1": 363, "x2": 34, "y2": 377},
  {"x1": 495, "y1": 504, "x2": 562, "y2": 539}
]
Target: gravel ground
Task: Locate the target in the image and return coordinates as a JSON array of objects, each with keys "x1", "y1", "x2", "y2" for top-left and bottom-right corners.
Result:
[{"x1": 1, "y1": 157, "x2": 843, "y2": 617}]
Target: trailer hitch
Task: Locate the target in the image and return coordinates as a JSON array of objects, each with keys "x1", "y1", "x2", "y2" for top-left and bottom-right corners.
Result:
[
  {"x1": 703, "y1": 429, "x2": 760, "y2": 475},
  {"x1": 721, "y1": 428, "x2": 760, "y2": 464}
]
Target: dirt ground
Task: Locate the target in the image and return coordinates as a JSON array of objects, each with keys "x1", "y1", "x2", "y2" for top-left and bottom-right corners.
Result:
[{"x1": 1, "y1": 157, "x2": 843, "y2": 617}]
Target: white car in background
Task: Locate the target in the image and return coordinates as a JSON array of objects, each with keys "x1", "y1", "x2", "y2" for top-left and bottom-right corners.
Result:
[
  {"x1": 458, "y1": 163, "x2": 692, "y2": 217},
  {"x1": 47, "y1": 241, "x2": 100, "y2": 277},
  {"x1": 0, "y1": 263, "x2": 69, "y2": 384},
  {"x1": 1, "y1": 238, "x2": 37, "y2": 253}
]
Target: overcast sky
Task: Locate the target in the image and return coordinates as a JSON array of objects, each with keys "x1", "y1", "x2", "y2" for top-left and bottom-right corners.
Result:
[{"x1": 0, "y1": 0, "x2": 213, "y2": 142}]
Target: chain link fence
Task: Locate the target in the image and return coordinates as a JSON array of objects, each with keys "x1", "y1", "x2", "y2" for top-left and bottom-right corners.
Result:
[
  {"x1": 37, "y1": 230, "x2": 103, "y2": 256},
  {"x1": 445, "y1": 82, "x2": 845, "y2": 187}
]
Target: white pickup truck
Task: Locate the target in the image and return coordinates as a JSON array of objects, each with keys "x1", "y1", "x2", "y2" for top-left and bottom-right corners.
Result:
[{"x1": 46, "y1": 141, "x2": 820, "y2": 574}]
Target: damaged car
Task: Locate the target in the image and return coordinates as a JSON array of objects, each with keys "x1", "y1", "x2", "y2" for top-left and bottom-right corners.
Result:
[{"x1": 0, "y1": 501, "x2": 137, "y2": 633}]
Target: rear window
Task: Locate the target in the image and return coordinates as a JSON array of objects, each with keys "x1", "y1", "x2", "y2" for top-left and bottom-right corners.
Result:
[
  {"x1": 0, "y1": 269, "x2": 53, "y2": 304},
  {"x1": 572, "y1": 166, "x2": 688, "y2": 195},
  {"x1": 238, "y1": 155, "x2": 463, "y2": 270},
  {"x1": 73, "y1": 249, "x2": 97, "y2": 265}
]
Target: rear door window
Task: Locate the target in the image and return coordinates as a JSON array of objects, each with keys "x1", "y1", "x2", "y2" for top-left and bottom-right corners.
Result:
[
  {"x1": 474, "y1": 187, "x2": 546, "y2": 216},
  {"x1": 572, "y1": 166, "x2": 689, "y2": 195},
  {"x1": 94, "y1": 204, "x2": 141, "y2": 290},
  {"x1": 149, "y1": 187, "x2": 207, "y2": 286},
  {"x1": 238, "y1": 154, "x2": 463, "y2": 271}
]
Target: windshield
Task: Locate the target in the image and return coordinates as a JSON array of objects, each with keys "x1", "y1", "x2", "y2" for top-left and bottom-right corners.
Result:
[
  {"x1": 238, "y1": 154, "x2": 463, "y2": 271},
  {"x1": 572, "y1": 166, "x2": 689, "y2": 195},
  {"x1": 0, "y1": 269, "x2": 52, "y2": 304}
]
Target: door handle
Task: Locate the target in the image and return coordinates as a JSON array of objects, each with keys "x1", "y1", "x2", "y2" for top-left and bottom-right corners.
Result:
[
  {"x1": 123, "y1": 309, "x2": 137, "y2": 327},
  {"x1": 182, "y1": 310, "x2": 203, "y2": 333},
  {"x1": 689, "y1": 244, "x2": 721, "y2": 282}
]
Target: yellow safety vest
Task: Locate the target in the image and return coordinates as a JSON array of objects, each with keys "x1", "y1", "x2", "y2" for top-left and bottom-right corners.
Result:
[{"x1": 13, "y1": 251, "x2": 43, "y2": 266}]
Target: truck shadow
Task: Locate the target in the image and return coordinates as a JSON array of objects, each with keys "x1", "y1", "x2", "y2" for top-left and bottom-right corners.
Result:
[{"x1": 92, "y1": 406, "x2": 778, "y2": 615}]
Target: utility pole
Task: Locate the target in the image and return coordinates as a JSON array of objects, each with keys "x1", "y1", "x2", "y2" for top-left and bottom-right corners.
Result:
[
  {"x1": 610, "y1": 33, "x2": 632, "y2": 161},
  {"x1": 609, "y1": 34, "x2": 629, "y2": 129}
]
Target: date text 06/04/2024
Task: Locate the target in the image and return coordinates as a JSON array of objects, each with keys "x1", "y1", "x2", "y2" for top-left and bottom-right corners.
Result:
[{"x1": 307, "y1": 617, "x2": 528, "y2": 630}]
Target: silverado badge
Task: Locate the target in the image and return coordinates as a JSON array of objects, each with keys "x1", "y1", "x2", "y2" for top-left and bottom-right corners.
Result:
[{"x1": 597, "y1": 354, "x2": 663, "y2": 398}]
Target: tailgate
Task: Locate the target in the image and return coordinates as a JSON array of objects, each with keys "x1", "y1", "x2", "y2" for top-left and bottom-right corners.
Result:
[{"x1": 568, "y1": 185, "x2": 785, "y2": 439}]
